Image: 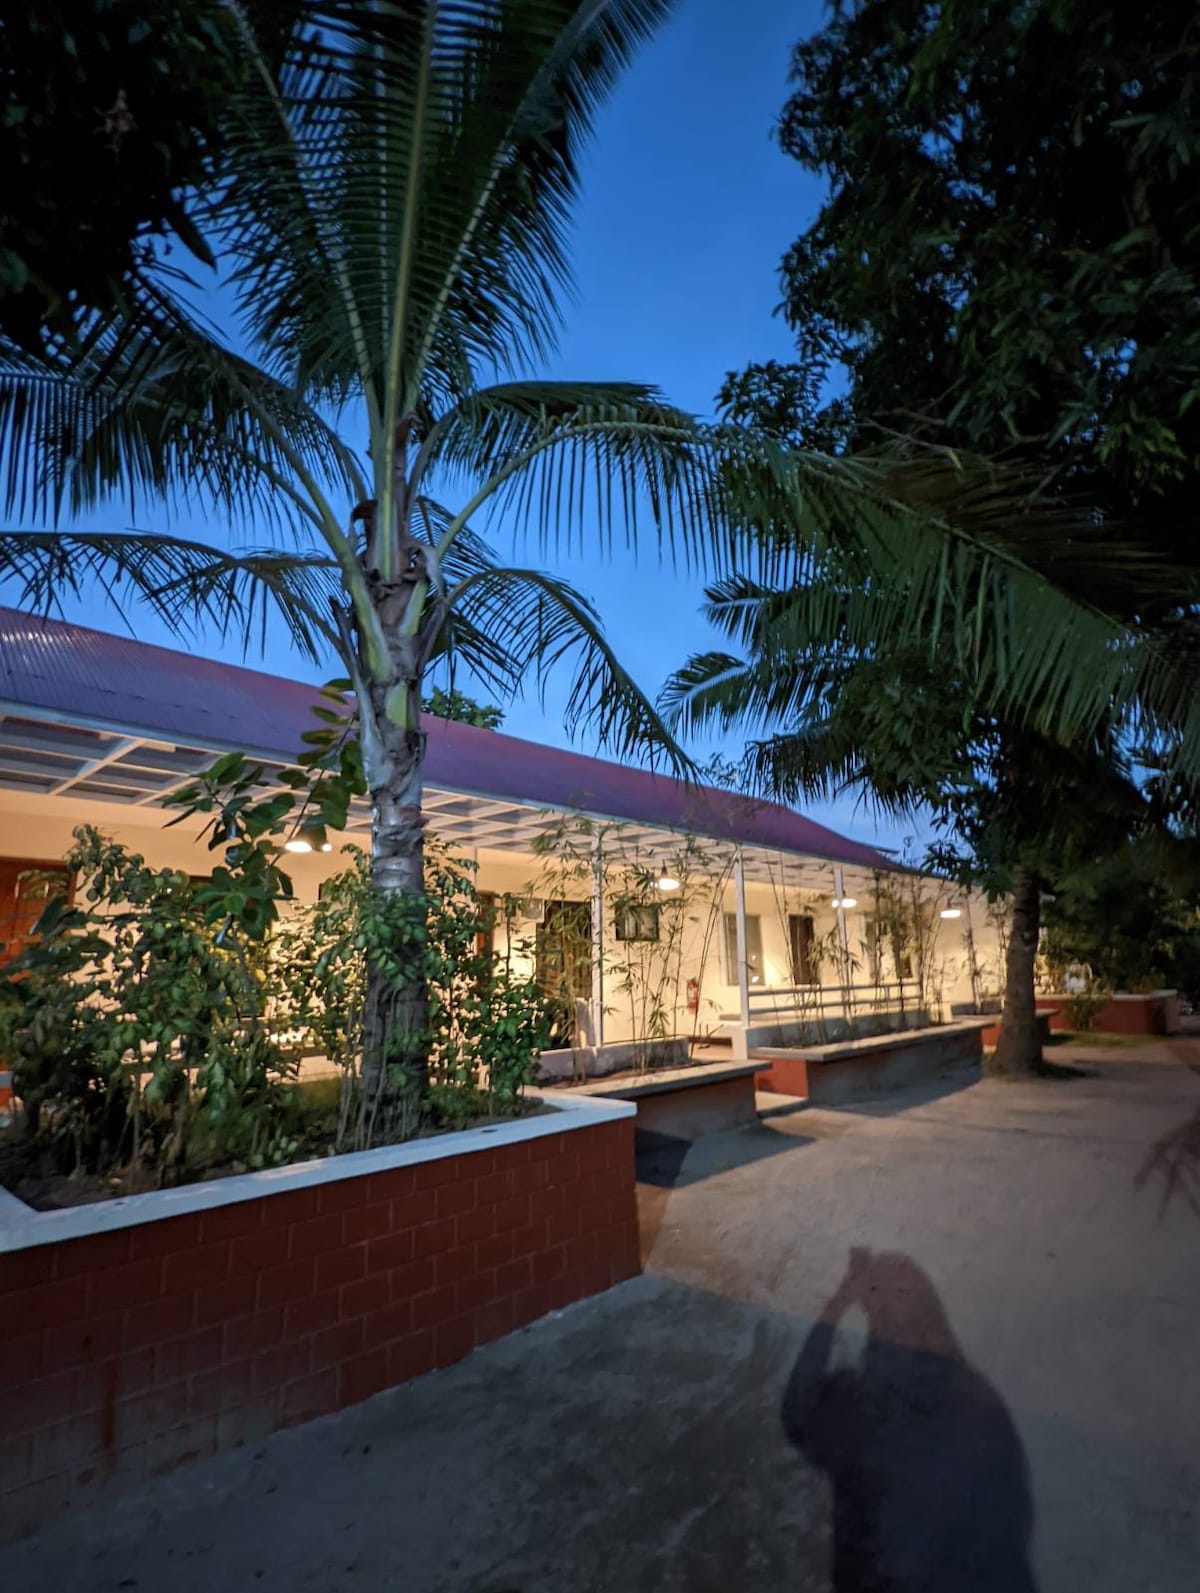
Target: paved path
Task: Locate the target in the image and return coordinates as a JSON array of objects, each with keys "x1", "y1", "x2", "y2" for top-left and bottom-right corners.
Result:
[{"x1": 5, "y1": 1038, "x2": 1200, "y2": 1591}]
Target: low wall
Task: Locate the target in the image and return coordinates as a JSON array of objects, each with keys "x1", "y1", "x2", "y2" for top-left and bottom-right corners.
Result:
[
  {"x1": 979, "y1": 1011, "x2": 1056, "y2": 1049},
  {"x1": 0, "y1": 1094, "x2": 639, "y2": 1541},
  {"x1": 755, "y1": 1023, "x2": 984, "y2": 1105},
  {"x1": 741, "y1": 1005, "x2": 931, "y2": 1054},
  {"x1": 1036, "y1": 991, "x2": 1181, "y2": 1036},
  {"x1": 537, "y1": 1036, "x2": 689, "y2": 1084},
  {"x1": 573, "y1": 1062, "x2": 767, "y2": 1139}
]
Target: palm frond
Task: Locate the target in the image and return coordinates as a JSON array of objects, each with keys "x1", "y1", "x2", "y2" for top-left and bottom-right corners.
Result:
[
  {"x1": 0, "y1": 530, "x2": 341, "y2": 663},
  {"x1": 215, "y1": 2, "x2": 677, "y2": 416},
  {"x1": 0, "y1": 278, "x2": 366, "y2": 534},
  {"x1": 417, "y1": 379, "x2": 788, "y2": 573},
  {"x1": 445, "y1": 560, "x2": 691, "y2": 774}
]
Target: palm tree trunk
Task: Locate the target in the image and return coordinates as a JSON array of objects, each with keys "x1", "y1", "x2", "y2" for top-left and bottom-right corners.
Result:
[
  {"x1": 989, "y1": 867, "x2": 1042, "y2": 1077},
  {"x1": 358, "y1": 677, "x2": 428, "y2": 1145}
]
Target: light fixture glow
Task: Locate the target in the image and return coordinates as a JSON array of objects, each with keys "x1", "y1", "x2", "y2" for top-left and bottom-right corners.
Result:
[
  {"x1": 320, "y1": 843, "x2": 333, "y2": 853},
  {"x1": 832, "y1": 896, "x2": 858, "y2": 910},
  {"x1": 655, "y1": 865, "x2": 681, "y2": 893},
  {"x1": 284, "y1": 839, "x2": 312, "y2": 854},
  {"x1": 940, "y1": 907, "x2": 963, "y2": 920}
]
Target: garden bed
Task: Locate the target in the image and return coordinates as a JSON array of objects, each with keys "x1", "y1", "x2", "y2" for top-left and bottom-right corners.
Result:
[
  {"x1": 1035, "y1": 991, "x2": 1181, "y2": 1036},
  {"x1": 0, "y1": 1080, "x2": 552, "y2": 1214},
  {"x1": 753, "y1": 1021, "x2": 984, "y2": 1104},
  {"x1": 0, "y1": 1091, "x2": 639, "y2": 1541},
  {"x1": 537, "y1": 1036, "x2": 689, "y2": 1084},
  {"x1": 568, "y1": 1060, "x2": 768, "y2": 1138}
]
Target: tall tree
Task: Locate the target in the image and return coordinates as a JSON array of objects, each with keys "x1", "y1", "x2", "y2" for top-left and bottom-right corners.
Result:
[
  {"x1": 689, "y1": 0, "x2": 1200, "y2": 1067},
  {"x1": 771, "y1": 0, "x2": 1200, "y2": 533}
]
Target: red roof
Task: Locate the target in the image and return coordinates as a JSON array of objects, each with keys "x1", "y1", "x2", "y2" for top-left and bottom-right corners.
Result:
[{"x1": 0, "y1": 605, "x2": 895, "y2": 871}]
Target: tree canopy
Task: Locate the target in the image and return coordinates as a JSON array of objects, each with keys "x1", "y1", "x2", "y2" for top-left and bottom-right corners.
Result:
[
  {"x1": 0, "y1": 2, "x2": 247, "y2": 348},
  {"x1": 771, "y1": 0, "x2": 1200, "y2": 538}
]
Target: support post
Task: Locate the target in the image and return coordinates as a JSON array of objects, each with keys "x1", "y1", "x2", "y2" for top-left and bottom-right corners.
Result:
[
  {"x1": 734, "y1": 850, "x2": 750, "y2": 1059},
  {"x1": 834, "y1": 865, "x2": 853, "y2": 1030},
  {"x1": 591, "y1": 835, "x2": 605, "y2": 1051}
]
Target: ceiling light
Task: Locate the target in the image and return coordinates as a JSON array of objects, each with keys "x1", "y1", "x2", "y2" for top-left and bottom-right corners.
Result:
[
  {"x1": 655, "y1": 865, "x2": 681, "y2": 893},
  {"x1": 284, "y1": 839, "x2": 312, "y2": 854}
]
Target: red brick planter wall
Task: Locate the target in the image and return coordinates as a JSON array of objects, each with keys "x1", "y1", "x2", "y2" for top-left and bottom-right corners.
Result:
[
  {"x1": 1035, "y1": 993, "x2": 1181, "y2": 1036},
  {"x1": 755, "y1": 1054, "x2": 811, "y2": 1099},
  {"x1": 1, "y1": 1112, "x2": 638, "y2": 1540}
]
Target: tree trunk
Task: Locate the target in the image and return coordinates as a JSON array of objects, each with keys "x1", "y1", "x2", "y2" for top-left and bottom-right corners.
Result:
[
  {"x1": 989, "y1": 866, "x2": 1042, "y2": 1077},
  {"x1": 357, "y1": 682, "x2": 428, "y2": 1146}
]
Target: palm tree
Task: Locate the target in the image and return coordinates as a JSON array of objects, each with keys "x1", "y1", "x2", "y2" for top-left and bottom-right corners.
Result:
[{"x1": 1, "y1": 1, "x2": 762, "y2": 1115}]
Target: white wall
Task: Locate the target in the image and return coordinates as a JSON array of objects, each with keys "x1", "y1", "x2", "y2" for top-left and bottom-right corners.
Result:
[{"x1": 0, "y1": 790, "x2": 1006, "y2": 1038}]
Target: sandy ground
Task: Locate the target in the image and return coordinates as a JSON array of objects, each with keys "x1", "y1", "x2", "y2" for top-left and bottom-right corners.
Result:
[{"x1": 4, "y1": 1034, "x2": 1200, "y2": 1592}]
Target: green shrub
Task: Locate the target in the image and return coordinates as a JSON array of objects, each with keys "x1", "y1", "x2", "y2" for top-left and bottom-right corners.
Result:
[{"x1": 1064, "y1": 986, "x2": 1109, "y2": 1033}]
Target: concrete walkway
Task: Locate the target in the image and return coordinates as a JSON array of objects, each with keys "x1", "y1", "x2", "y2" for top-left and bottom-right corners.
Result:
[{"x1": 5, "y1": 1037, "x2": 1200, "y2": 1591}]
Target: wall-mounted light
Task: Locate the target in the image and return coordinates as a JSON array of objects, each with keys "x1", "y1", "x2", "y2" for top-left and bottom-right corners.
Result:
[
  {"x1": 284, "y1": 839, "x2": 312, "y2": 854},
  {"x1": 940, "y1": 907, "x2": 963, "y2": 920},
  {"x1": 655, "y1": 865, "x2": 681, "y2": 893},
  {"x1": 832, "y1": 896, "x2": 857, "y2": 910},
  {"x1": 320, "y1": 843, "x2": 333, "y2": 853}
]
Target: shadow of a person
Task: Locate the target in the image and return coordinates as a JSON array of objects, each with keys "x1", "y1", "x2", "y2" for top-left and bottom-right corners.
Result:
[{"x1": 782, "y1": 1248, "x2": 1039, "y2": 1592}]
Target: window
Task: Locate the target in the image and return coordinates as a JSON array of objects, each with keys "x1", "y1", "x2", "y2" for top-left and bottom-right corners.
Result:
[
  {"x1": 614, "y1": 903, "x2": 660, "y2": 942},
  {"x1": 535, "y1": 900, "x2": 593, "y2": 1001},
  {"x1": 722, "y1": 911, "x2": 763, "y2": 986},
  {"x1": 788, "y1": 914, "x2": 816, "y2": 985}
]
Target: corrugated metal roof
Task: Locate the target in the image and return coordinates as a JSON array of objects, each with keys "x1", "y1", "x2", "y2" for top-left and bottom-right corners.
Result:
[{"x1": 0, "y1": 605, "x2": 896, "y2": 872}]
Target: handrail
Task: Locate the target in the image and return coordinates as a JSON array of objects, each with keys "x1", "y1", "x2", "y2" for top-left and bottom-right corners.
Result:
[{"x1": 741, "y1": 979, "x2": 923, "y2": 1021}]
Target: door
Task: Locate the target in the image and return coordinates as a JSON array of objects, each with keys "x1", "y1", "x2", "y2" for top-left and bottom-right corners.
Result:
[
  {"x1": 0, "y1": 859, "x2": 72, "y2": 967},
  {"x1": 788, "y1": 913, "x2": 816, "y2": 986},
  {"x1": 536, "y1": 900, "x2": 593, "y2": 1046}
]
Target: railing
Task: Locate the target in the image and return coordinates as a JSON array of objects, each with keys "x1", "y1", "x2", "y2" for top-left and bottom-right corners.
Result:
[{"x1": 730, "y1": 980, "x2": 924, "y2": 1025}]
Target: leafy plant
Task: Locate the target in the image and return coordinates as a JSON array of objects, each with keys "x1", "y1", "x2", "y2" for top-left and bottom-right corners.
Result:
[{"x1": 1064, "y1": 985, "x2": 1109, "y2": 1034}]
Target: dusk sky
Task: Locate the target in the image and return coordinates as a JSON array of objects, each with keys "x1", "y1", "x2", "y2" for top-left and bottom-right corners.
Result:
[{"x1": 44, "y1": 0, "x2": 924, "y2": 858}]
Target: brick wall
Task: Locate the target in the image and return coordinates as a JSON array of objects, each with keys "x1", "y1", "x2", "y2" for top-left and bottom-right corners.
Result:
[
  {"x1": 1, "y1": 1115, "x2": 639, "y2": 1540},
  {"x1": 1035, "y1": 993, "x2": 1179, "y2": 1035}
]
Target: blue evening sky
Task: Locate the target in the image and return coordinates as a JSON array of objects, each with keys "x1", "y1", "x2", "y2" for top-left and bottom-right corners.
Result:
[{"x1": 28, "y1": 0, "x2": 925, "y2": 858}]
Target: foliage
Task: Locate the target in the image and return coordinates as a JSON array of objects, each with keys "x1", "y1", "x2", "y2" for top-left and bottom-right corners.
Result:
[
  {"x1": 1063, "y1": 986, "x2": 1109, "y2": 1034},
  {"x1": 0, "y1": 828, "x2": 300, "y2": 1186},
  {"x1": 1041, "y1": 837, "x2": 1200, "y2": 996},
  {"x1": 0, "y1": 705, "x2": 555, "y2": 1190},
  {"x1": 770, "y1": 0, "x2": 1200, "y2": 519},
  {"x1": 424, "y1": 687, "x2": 504, "y2": 730},
  {"x1": 0, "y1": 1, "x2": 245, "y2": 348},
  {"x1": 714, "y1": 0, "x2": 1200, "y2": 773},
  {"x1": 273, "y1": 846, "x2": 552, "y2": 1147},
  {"x1": 862, "y1": 870, "x2": 954, "y2": 1022},
  {"x1": 527, "y1": 815, "x2": 730, "y2": 1068}
]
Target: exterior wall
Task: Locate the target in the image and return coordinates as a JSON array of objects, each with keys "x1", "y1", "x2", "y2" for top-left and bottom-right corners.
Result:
[
  {"x1": 0, "y1": 789, "x2": 1005, "y2": 1051},
  {"x1": 0, "y1": 1106, "x2": 639, "y2": 1541}
]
